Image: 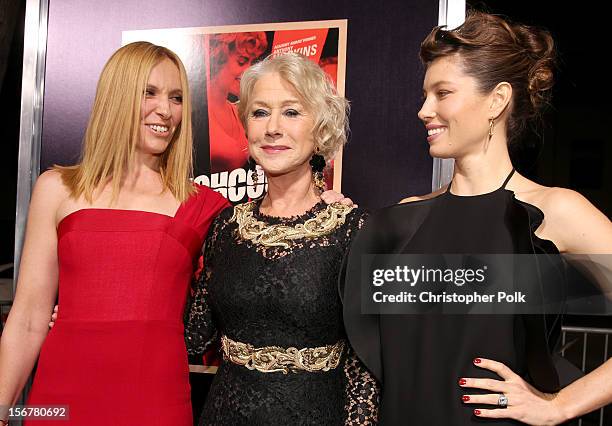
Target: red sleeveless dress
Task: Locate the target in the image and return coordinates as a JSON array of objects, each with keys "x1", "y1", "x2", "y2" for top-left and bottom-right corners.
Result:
[{"x1": 26, "y1": 184, "x2": 228, "y2": 425}]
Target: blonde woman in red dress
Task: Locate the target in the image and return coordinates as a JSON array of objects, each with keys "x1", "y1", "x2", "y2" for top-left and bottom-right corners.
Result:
[{"x1": 0, "y1": 42, "x2": 228, "y2": 425}]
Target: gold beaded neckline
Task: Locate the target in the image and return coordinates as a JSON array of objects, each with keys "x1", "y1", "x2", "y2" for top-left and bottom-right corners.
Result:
[{"x1": 230, "y1": 200, "x2": 354, "y2": 248}]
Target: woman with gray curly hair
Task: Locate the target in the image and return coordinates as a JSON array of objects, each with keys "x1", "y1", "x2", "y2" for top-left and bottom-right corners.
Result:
[{"x1": 184, "y1": 52, "x2": 380, "y2": 425}]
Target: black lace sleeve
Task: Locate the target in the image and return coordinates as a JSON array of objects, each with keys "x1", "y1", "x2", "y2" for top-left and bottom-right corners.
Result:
[
  {"x1": 341, "y1": 209, "x2": 380, "y2": 424},
  {"x1": 184, "y1": 211, "x2": 227, "y2": 357},
  {"x1": 344, "y1": 345, "x2": 380, "y2": 425},
  {"x1": 343, "y1": 208, "x2": 369, "y2": 249},
  {"x1": 338, "y1": 208, "x2": 369, "y2": 300}
]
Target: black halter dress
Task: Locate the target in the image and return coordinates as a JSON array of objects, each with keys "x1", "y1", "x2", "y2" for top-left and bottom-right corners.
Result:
[{"x1": 342, "y1": 169, "x2": 564, "y2": 425}]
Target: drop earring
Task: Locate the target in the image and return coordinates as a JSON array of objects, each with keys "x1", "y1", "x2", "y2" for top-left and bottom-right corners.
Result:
[
  {"x1": 484, "y1": 118, "x2": 495, "y2": 152},
  {"x1": 309, "y1": 150, "x2": 326, "y2": 192},
  {"x1": 247, "y1": 157, "x2": 259, "y2": 185}
]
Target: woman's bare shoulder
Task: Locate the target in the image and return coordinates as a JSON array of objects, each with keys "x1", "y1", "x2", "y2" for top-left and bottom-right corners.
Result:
[
  {"x1": 399, "y1": 186, "x2": 447, "y2": 204},
  {"x1": 33, "y1": 170, "x2": 71, "y2": 198},
  {"x1": 31, "y1": 170, "x2": 73, "y2": 219},
  {"x1": 514, "y1": 179, "x2": 596, "y2": 218},
  {"x1": 513, "y1": 177, "x2": 611, "y2": 253}
]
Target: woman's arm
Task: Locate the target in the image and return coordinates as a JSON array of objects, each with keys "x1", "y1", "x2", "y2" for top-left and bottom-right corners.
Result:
[
  {"x1": 184, "y1": 264, "x2": 218, "y2": 357},
  {"x1": 0, "y1": 171, "x2": 64, "y2": 419},
  {"x1": 461, "y1": 357, "x2": 612, "y2": 425},
  {"x1": 552, "y1": 358, "x2": 612, "y2": 421},
  {"x1": 184, "y1": 215, "x2": 226, "y2": 357},
  {"x1": 343, "y1": 346, "x2": 380, "y2": 425},
  {"x1": 463, "y1": 188, "x2": 612, "y2": 424},
  {"x1": 540, "y1": 188, "x2": 612, "y2": 254}
]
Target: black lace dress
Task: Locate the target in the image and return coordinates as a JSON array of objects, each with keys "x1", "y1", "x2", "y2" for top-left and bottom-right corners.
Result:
[{"x1": 185, "y1": 200, "x2": 379, "y2": 426}]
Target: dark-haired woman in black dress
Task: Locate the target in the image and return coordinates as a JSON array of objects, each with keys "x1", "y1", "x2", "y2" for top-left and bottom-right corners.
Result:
[{"x1": 343, "y1": 11, "x2": 612, "y2": 426}]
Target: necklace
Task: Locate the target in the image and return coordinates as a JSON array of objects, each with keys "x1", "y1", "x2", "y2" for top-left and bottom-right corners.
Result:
[{"x1": 230, "y1": 200, "x2": 355, "y2": 248}]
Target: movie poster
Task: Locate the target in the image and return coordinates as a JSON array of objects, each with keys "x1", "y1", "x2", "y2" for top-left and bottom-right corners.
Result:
[{"x1": 123, "y1": 20, "x2": 347, "y2": 205}]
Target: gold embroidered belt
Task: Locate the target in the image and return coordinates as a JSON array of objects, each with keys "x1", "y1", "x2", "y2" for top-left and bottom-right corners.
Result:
[{"x1": 220, "y1": 335, "x2": 345, "y2": 374}]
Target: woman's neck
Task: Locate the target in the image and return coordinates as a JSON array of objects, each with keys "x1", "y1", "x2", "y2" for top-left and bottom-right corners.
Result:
[
  {"x1": 450, "y1": 141, "x2": 514, "y2": 195},
  {"x1": 260, "y1": 168, "x2": 320, "y2": 217},
  {"x1": 121, "y1": 155, "x2": 163, "y2": 191}
]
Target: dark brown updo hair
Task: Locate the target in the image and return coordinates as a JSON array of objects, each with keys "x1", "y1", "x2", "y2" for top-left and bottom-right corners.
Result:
[{"x1": 420, "y1": 11, "x2": 556, "y2": 145}]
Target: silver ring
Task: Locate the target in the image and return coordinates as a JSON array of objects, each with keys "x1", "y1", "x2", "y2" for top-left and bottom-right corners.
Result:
[{"x1": 497, "y1": 393, "x2": 508, "y2": 408}]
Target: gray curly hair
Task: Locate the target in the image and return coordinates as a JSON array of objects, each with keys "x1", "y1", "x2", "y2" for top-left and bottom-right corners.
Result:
[{"x1": 237, "y1": 53, "x2": 350, "y2": 160}]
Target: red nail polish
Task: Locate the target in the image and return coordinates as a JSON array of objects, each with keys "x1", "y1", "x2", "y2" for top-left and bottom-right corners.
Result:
[
  {"x1": 458, "y1": 378, "x2": 466, "y2": 386},
  {"x1": 474, "y1": 409, "x2": 481, "y2": 416},
  {"x1": 462, "y1": 395, "x2": 470, "y2": 402},
  {"x1": 473, "y1": 358, "x2": 481, "y2": 364}
]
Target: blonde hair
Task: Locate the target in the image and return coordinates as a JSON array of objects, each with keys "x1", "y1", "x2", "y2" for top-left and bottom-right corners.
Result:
[
  {"x1": 237, "y1": 53, "x2": 349, "y2": 160},
  {"x1": 55, "y1": 41, "x2": 195, "y2": 202}
]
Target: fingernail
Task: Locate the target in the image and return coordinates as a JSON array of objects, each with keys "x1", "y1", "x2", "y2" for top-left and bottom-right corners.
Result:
[
  {"x1": 474, "y1": 409, "x2": 481, "y2": 416},
  {"x1": 473, "y1": 358, "x2": 481, "y2": 364},
  {"x1": 458, "y1": 378, "x2": 466, "y2": 386},
  {"x1": 462, "y1": 395, "x2": 470, "y2": 402}
]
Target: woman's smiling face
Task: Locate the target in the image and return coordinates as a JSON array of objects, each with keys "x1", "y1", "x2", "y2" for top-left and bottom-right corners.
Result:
[
  {"x1": 246, "y1": 72, "x2": 316, "y2": 178},
  {"x1": 418, "y1": 55, "x2": 492, "y2": 159},
  {"x1": 138, "y1": 58, "x2": 183, "y2": 157}
]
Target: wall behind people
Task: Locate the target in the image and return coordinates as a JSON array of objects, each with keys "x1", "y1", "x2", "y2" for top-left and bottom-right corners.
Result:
[{"x1": 38, "y1": 0, "x2": 437, "y2": 210}]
